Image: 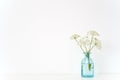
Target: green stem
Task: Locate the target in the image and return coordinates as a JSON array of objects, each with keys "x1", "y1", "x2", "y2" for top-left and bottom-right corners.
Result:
[
  {"x1": 75, "y1": 39, "x2": 85, "y2": 53},
  {"x1": 88, "y1": 36, "x2": 94, "y2": 52},
  {"x1": 89, "y1": 45, "x2": 95, "y2": 52},
  {"x1": 86, "y1": 52, "x2": 91, "y2": 71},
  {"x1": 85, "y1": 45, "x2": 88, "y2": 52}
]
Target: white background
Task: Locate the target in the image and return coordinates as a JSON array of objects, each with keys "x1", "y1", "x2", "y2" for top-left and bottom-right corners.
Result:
[{"x1": 0, "y1": 0, "x2": 120, "y2": 74}]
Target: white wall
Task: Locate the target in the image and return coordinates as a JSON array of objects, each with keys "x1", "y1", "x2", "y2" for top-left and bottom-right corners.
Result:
[{"x1": 0, "y1": 0, "x2": 120, "y2": 74}]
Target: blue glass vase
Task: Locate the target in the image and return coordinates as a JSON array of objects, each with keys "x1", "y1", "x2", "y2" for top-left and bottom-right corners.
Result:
[{"x1": 81, "y1": 53, "x2": 94, "y2": 78}]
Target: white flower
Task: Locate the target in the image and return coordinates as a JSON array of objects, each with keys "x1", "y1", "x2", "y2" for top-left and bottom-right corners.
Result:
[
  {"x1": 94, "y1": 38, "x2": 102, "y2": 49},
  {"x1": 78, "y1": 36, "x2": 90, "y2": 47},
  {"x1": 71, "y1": 34, "x2": 80, "y2": 39},
  {"x1": 71, "y1": 30, "x2": 101, "y2": 53},
  {"x1": 87, "y1": 30, "x2": 99, "y2": 36}
]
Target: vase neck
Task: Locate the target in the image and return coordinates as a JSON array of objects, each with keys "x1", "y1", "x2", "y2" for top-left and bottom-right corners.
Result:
[{"x1": 85, "y1": 52, "x2": 90, "y2": 59}]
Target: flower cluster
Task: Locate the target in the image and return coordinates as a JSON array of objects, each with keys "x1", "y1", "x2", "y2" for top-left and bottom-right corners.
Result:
[{"x1": 71, "y1": 30, "x2": 101, "y2": 53}]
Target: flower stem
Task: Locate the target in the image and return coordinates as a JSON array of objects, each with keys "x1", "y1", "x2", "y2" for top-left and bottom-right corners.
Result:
[
  {"x1": 86, "y1": 52, "x2": 91, "y2": 71},
  {"x1": 75, "y1": 39, "x2": 85, "y2": 53},
  {"x1": 88, "y1": 36, "x2": 94, "y2": 52},
  {"x1": 89, "y1": 45, "x2": 95, "y2": 52}
]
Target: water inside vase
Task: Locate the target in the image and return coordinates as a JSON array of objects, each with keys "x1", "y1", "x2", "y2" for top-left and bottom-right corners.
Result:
[{"x1": 81, "y1": 63, "x2": 94, "y2": 77}]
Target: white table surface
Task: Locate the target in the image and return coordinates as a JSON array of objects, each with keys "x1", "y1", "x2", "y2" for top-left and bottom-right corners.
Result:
[{"x1": 0, "y1": 74, "x2": 120, "y2": 80}]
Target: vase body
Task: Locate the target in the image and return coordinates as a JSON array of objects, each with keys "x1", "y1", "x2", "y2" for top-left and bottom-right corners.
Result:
[{"x1": 81, "y1": 53, "x2": 94, "y2": 78}]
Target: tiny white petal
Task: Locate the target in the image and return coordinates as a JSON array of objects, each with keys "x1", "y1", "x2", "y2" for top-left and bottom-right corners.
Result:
[
  {"x1": 79, "y1": 37, "x2": 90, "y2": 47},
  {"x1": 71, "y1": 34, "x2": 80, "y2": 39},
  {"x1": 94, "y1": 38, "x2": 102, "y2": 49},
  {"x1": 87, "y1": 30, "x2": 99, "y2": 36}
]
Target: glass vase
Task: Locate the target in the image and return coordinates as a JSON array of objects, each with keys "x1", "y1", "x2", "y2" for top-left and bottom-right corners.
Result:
[{"x1": 81, "y1": 53, "x2": 94, "y2": 78}]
